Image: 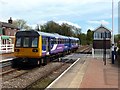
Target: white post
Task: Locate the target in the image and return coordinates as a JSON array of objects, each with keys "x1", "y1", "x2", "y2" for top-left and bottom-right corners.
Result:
[
  {"x1": 92, "y1": 48, "x2": 94, "y2": 58},
  {"x1": 0, "y1": 36, "x2": 1, "y2": 54},
  {"x1": 12, "y1": 44, "x2": 14, "y2": 52},
  {"x1": 5, "y1": 39, "x2": 8, "y2": 53}
]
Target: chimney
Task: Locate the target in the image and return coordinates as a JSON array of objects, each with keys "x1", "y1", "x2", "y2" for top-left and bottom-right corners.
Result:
[{"x1": 8, "y1": 17, "x2": 12, "y2": 24}]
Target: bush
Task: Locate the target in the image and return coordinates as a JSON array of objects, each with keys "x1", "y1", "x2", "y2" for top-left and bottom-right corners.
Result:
[{"x1": 118, "y1": 44, "x2": 120, "y2": 55}]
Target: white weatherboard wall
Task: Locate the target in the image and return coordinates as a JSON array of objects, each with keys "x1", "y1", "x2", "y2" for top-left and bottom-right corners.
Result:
[{"x1": 92, "y1": 48, "x2": 111, "y2": 58}]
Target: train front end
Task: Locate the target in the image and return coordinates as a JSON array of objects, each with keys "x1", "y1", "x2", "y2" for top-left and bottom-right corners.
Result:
[{"x1": 14, "y1": 30, "x2": 42, "y2": 58}]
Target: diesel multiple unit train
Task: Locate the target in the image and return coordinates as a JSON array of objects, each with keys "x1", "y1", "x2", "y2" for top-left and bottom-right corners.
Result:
[{"x1": 13, "y1": 30, "x2": 79, "y2": 66}]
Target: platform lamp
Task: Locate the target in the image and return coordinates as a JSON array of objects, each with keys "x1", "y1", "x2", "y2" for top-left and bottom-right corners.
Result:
[
  {"x1": 111, "y1": 0, "x2": 115, "y2": 64},
  {"x1": 112, "y1": 0, "x2": 114, "y2": 45}
]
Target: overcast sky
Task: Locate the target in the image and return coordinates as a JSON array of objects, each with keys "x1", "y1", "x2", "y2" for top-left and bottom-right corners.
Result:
[{"x1": 0, "y1": 0, "x2": 119, "y2": 34}]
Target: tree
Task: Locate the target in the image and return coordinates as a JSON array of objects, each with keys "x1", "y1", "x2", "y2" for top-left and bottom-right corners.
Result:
[
  {"x1": 78, "y1": 33, "x2": 87, "y2": 45},
  {"x1": 86, "y1": 29, "x2": 93, "y2": 45},
  {"x1": 13, "y1": 19, "x2": 32, "y2": 30},
  {"x1": 115, "y1": 34, "x2": 120, "y2": 55},
  {"x1": 60, "y1": 23, "x2": 73, "y2": 36},
  {"x1": 39, "y1": 21, "x2": 81, "y2": 37},
  {"x1": 40, "y1": 21, "x2": 61, "y2": 33}
]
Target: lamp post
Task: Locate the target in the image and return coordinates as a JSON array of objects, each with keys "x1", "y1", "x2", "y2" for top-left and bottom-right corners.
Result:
[
  {"x1": 111, "y1": 0, "x2": 115, "y2": 64},
  {"x1": 103, "y1": 32, "x2": 106, "y2": 65},
  {"x1": 112, "y1": 0, "x2": 114, "y2": 44}
]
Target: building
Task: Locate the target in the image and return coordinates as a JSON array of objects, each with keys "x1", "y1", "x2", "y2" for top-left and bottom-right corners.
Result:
[
  {"x1": 0, "y1": 17, "x2": 19, "y2": 36},
  {"x1": 0, "y1": 17, "x2": 20, "y2": 44},
  {"x1": 92, "y1": 25, "x2": 111, "y2": 58},
  {"x1": 0, "y1": 17, "x2": 20, "y2": 54}
]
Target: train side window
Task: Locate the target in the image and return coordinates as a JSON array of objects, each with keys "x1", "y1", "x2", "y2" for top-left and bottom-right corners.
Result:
[
  {"x1": 16, "y1": 37, "x2": 21, "y2": 47},
  {"x1": 51, "y1": 38, "x2": 54, "y2": 44},
  {"x1": 42, "y1": 38, "x2": 46, "y2": 45},
  {"x1": 23, "y1": 37, "x2": 29, "y2": 47},
  {"x1": 56, "y1": 38, "x2": 58, "y2": 44},
  {"x1": 54, "y1": 38, "x2": 57, "y2": 44},
  {"x1": 32, "y1": 38, "x2": 38, "y2": 48}
]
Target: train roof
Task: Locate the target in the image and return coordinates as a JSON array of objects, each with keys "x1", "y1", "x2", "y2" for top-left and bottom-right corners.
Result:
[
  {"x1": 53, "y1": 33, "x2": 69, "y2": 39},
  {"x1": 68, "y1": 36, "x2": 79, "y2": 40},
  {"x1": 38, "y1": 31, "x2": 57, "y2": 38}
]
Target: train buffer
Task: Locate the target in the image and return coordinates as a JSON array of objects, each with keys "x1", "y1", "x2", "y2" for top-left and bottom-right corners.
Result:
[{"x1": 46, "y1": 56, "x2": 119, "y2": 89}]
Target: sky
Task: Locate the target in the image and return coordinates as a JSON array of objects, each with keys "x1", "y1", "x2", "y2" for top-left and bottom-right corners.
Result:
[{"x1": 0, "y1": 0, "x2": 119, "y2": 34}]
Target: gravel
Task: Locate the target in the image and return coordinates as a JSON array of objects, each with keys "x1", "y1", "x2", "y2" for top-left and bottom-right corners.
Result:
[{"x1": 2, "y1": 62, "x2": 64, "y2": 89}]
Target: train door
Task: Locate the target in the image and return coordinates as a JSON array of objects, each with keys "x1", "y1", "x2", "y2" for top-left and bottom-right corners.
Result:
[
  {"x1": 46, "y1": 38, "x2": 49, "y2": 55},
  {"x1": 46, "y1": 37, "x2": 50, "y2": 55}
]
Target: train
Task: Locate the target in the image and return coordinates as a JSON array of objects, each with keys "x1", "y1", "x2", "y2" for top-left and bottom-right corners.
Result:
[{"x1": 12, "y1": 30, "x2": 79, "y2": 67}]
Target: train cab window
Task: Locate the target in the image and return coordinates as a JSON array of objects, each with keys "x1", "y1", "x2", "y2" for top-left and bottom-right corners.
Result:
[
  {"x1": 32, "y1": 38, "x2": 38, "y2": 48},
  {"x1": 15, "y1": 37, "x2": 21, "y2": 47},
  {"x1": 23, "y1": 37, "x2": 29, "y2": 47}
]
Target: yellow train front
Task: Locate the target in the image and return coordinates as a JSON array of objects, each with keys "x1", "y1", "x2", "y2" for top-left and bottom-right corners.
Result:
[{"x1": 13, "y1": 30, "x2": 44, "y2": 67}]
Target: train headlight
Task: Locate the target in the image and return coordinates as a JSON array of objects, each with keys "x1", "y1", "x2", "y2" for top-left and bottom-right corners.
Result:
[
  {"x1": 15, "y1": 49, "x2": 20, "y2": 52},
  {"x1": 32, "y1": 49, "x2": 38, "y2": 52}
]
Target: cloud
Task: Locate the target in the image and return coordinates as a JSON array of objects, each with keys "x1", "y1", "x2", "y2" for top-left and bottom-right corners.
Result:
[
  {"x1": 86, "y1": 26, "x2": 95, "y2": 30},
  {"x1": 0, "y1": 0, "x2": 119, "y2": 34},
  {"x1": 1, "y1": 0, "x2": 119, "y2": 22},
  {"x1": 0, "y1": 0, "x2": 7, "y2": 5},
  {"x1": 34, "y1": 20, "x2": 81, "y2": 29},
  {"x1": 56, "y1": 21, "x2": 81, "y2": 28},
  {"x1": 88, "y1": 20, "x2": 109, "y2": 25}
]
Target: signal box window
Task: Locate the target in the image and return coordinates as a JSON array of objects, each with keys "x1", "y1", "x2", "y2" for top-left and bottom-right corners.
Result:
[
  {"x1": 32, "y1": 38, "x2": 38, "y2": 47},
  {"x1": 16, "y1": 37, "x2": 21, "y2": 47},
  {"x1": 23, "y1": 37, "x2": 29, "y2": 47}
]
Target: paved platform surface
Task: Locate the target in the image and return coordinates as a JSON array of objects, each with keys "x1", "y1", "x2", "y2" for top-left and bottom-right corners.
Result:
[
  {"x1": 0, "y1": 53, "x2": 14, "y2": 60},
  {"x1": 80, "y1": 58, "x2": 119, "y2": 89},
  {"x1": 47, "y1": 55, "x2": 119, "y2": 89}
]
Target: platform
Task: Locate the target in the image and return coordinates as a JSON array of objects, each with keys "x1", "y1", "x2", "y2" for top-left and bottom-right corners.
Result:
[
  {"x1": 46, "y1": 56, "x2": 119, "y2": 89},
  {"x1": 0, "y1": 53, "x2": 14, "y2": 60}
]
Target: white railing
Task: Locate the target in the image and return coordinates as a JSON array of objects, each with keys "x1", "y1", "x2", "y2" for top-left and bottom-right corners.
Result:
[{"x1": 0, "y1": 44, "x2": 14, "y2": 54}]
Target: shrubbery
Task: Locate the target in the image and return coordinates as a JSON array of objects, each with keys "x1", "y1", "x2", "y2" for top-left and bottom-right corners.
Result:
[{"x1": 118, "y1": 44, "x2": 120, "y2": 55}]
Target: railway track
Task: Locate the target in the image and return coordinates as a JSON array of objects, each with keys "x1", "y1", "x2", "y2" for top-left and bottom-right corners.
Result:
[
  {"x1": 0, "y1": 58, "x2": 13, "y2": 68},
  {"x1": 76, "y1": 45, "x2": 92, "y2": 54},
  {"x1": 0, "y1": 68, "x2": 16, "y2": 76},
  {"x1": 2, "y1": 53, "x2": 82, "y2": 89},
  {"x1": 1, "y1": 53, "x2": 77, "y2": 81}
]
